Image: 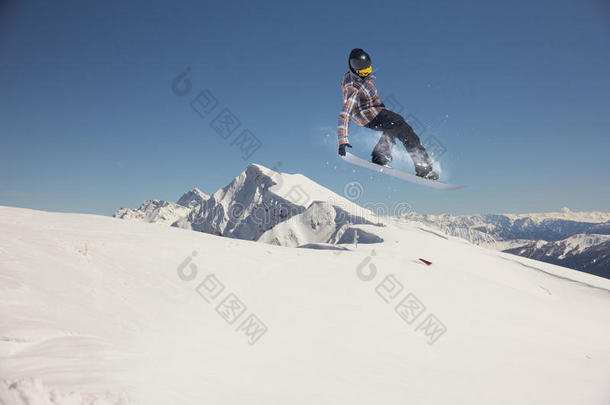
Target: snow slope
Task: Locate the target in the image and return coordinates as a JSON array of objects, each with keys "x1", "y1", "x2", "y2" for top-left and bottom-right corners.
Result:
[{"x1": 1, "y1": 206, "x2": 610, "y2": 404}]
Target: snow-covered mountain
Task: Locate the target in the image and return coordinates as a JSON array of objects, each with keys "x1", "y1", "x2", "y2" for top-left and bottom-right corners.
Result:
[
  {"x1": 505, "y1": 234, "x2": 610, "y2": 279},
  {"x1": 2, "y1": 205, "x2": 610, "y2": 404},
  {"x1": 113, "y1": 200, "x2": 191, "y2": 225},
  {"x1": 113, "y1": 188, "x2": 208, "y2": 225},
  {"x1": 115, "y1": 164, "x2": 381, "y2": 246},
  {"x1": 503, "y1": 207, "x2": 610, "y2": 223},
  {"x1": 404, "y1": 209, "x2": 610, "y2": 243},
  {"x1": 113, "y1": 167, "x2": 609, "y2": 279},
  {"x1": 403, "y1": 211, "x2": 610, "y2": 278},
  {"x1": 176, "y1": 187, "x2": 209, "y2": 208},
  {"x1": 257, "y1": 201, "x2": 384, "y2": 247}
]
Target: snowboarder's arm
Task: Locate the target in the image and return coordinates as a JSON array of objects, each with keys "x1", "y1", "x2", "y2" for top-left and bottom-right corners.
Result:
[{"x1": 337, "y1": 86, "x2": 359, "y2": 145}]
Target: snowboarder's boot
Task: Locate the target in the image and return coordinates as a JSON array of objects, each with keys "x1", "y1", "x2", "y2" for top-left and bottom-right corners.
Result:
[
  {"x1": 371, "y1": 152, "x2": 392, "y2": 166},
  {"x1": 409, "y1": 146, "x2": 439, "y2": 180},
  {"x1": 371, "y1": 132, "x2": 395, "y2": 166},
  {"x1": 415, "y1": 163, "x2": 439, "y2": 180}
]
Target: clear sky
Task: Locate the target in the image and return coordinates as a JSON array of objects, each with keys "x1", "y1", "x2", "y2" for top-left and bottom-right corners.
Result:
[{"x1": 2, "y1": 0, "x2": 609, "y2": 216}]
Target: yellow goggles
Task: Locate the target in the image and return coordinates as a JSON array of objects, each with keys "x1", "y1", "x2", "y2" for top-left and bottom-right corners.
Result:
[{"x1": 357, "y1": 65, "x2": 372, "y2": 77}]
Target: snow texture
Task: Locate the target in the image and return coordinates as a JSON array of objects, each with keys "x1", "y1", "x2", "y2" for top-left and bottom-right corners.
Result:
[{"x1": 1, "y1": 203, "x2": 610, "y2": 404}]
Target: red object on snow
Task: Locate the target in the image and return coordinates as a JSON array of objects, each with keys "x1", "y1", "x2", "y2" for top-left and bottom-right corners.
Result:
[{"x1": 419, "y1": 258, "x2": 432, "y2": 266}]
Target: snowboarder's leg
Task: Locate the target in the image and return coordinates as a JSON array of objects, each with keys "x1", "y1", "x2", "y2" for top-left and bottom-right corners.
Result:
[
  {"x1": 371, "y1": 132, "x2": 395, "y2": 166},
  {"x1": 366, "y1": 109, "x2": 438, "y2": 179},
  {"x1": 393, "y1": 121, "x2": 435, "y2": 175},
  {"x1": 375, "y1": 110, "x2": 438, "y2": 180},
  {"x1": 398, "y1": 130, "x2": 439, "y2": 179},
  {"x1": 366, "y1": 109, "x2": 399, "y2": 166}
]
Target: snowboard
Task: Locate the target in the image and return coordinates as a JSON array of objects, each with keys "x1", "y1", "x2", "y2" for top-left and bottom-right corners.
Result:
[{"x1": 341, "y1": 152, "x2": 464, "y2": 190}]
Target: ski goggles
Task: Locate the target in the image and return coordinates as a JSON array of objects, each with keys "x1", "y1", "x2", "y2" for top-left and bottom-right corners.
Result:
[{"x1": 356, "y1": 65, "x2": 372, "y2": 77}]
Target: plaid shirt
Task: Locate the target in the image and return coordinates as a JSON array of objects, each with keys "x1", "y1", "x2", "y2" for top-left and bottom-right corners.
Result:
[{"x1": 337, "y1": 71, "x2": 386, "y2": 145}]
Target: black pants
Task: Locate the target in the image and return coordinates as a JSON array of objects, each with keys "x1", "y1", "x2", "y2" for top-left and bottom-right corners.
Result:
[{"x1": 365, "y1": 109, "x2": 432, "y2": 168}]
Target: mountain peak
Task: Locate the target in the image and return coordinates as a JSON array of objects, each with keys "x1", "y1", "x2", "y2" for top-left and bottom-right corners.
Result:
[
  {"x1": 113, "y1": 199, "x2": 190, "y2": 225},
  {"x1": 177, "y1": 188, "x2": 209, "y2": 208},
  {"x1": 181, "y1": 162, "x2": 378, "y2": 242},
  {"x1": 242, "y1": 163, "x2": 280, "y2": 180}
]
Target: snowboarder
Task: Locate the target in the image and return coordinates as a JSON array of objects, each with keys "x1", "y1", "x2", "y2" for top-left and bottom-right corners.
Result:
[{"x1": 337, "y1": 48, "x2": 439, "y2": 180}]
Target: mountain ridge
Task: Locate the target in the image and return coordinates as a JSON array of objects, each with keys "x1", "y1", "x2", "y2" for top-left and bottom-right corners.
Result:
[{"x1": 112, "y1": 164, "x2": 610, "y2": 279}]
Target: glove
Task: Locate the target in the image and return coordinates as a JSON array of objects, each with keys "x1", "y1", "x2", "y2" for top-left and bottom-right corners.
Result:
[{"x1": 338, "y1": 143, "x2": 352, "y2": 156}]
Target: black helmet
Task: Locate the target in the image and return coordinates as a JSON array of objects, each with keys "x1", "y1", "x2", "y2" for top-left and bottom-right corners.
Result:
[{"x1": 349, "y1": 48, "x2": 372, "y2": 77}]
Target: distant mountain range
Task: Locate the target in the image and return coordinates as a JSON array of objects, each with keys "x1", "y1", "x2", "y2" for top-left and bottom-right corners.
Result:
[
  {"x1": 112, "y1": 165, "x2": 610, "y2": 279},
  {"x1": 404, "y1": 210, "x2": 610, "y2": 279}
]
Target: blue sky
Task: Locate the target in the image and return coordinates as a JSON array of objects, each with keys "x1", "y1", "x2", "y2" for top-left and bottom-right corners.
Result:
[{"x1": 1, "y1": 0, "x2": 609, "y2": 216}]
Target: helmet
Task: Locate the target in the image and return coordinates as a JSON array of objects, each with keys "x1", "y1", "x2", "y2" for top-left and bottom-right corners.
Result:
[{"x1": 349, "y1": 48, "x2": 372, "y2": 78}]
